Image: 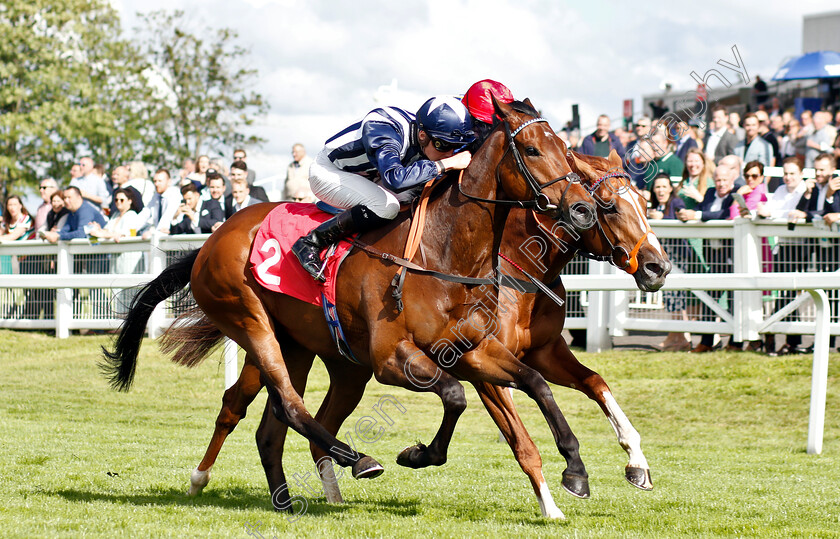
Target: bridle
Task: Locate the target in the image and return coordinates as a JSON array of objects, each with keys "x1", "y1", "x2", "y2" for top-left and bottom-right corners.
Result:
[
  {"x1": 457, "y1": 116, "x2": 589, "y2": 223},
  {"x1": 574, "y1": 169, "x2": 653, "y2": 275}
]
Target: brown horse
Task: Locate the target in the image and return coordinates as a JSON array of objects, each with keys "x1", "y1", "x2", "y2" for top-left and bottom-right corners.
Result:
[
  {"x1": 180, "y1": 150, "x2": 670, "y2": 519},
  {"x1": 102, "y1": 99, "x2": 600, "y2": 510}
]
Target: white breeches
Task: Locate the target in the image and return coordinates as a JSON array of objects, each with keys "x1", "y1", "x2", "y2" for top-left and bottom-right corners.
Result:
[{"x1": 309, "y1": 150, "x2": 405, "y2": 219}]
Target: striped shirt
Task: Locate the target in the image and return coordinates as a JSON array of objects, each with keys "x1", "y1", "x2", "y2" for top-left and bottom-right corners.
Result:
[{"x1": 325, "y1": 107, "x2": 440, "y2": 192}]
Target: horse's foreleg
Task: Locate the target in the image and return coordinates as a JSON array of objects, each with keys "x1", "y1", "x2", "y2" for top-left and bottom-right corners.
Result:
[
  {"x1": 189, "y1": 355, "x2": 264, "y2": 496},
  {"x1": 474, "y1": 382, "x2": 564, "y2": 519},
  {"x1": 524, "y1": 337, "x2": 652, "y2": 490},
  {"x1": 370, "y1": 340, "x2": 466, "y2": 469},
  {"x1": 308, "y1": 361, "x2": 373, "y2": 503},
  {"x1": 457, "y1": 338, "x2": 588, "y2": 499}
]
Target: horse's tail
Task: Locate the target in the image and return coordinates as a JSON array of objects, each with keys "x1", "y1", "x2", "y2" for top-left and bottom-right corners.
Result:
[
  {"x1": 158, "y1": 307, "x2": 225, "y2": 368},
  {"x1": 100, "y1": 249, "x2": 201, "y2": 392}
]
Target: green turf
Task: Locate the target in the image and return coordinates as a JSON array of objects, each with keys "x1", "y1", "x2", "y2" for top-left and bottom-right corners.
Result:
[{"x1": 0, "y1": 329, "x2": 838, "y2": 537}]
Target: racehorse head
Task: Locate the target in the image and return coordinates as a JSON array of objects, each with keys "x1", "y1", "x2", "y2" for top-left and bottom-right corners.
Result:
[
  {"x1": 486, "y1": 98, "x2": 596, "y2": 230},
  {"x1": 571, "y1": 150, "x2": 671, "y2": 292}
]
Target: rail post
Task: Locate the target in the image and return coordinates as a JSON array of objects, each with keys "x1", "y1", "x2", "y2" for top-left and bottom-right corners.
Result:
[{"x1": 55, "y1": 242, "x2": 73, "y2": 338}]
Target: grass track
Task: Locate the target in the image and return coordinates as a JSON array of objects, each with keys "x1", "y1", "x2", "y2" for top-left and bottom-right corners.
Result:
[{"x1": 0, "y1": 329, "x2": 838, "y2": 538}]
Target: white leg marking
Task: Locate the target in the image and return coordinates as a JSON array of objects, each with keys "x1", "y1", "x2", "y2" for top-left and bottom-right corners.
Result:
[
  {"x1": 188, "y1": 467, "x2": 211, "y2": 496},
  {"x1": 603, "y1": 391, "x2": 649, "y2": 469},
  {"x1": 318, "y1": 458, "x2": 344, "y2": 504},
  {"x1": 535, "y1": 477, "x2": 565, "y2": 519}
]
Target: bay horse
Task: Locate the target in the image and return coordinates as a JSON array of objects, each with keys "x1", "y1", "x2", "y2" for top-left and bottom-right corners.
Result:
[
  {"x1": 102, "y1": 99, "x2": 600, "y2": 510},
  {"x1": 177, "y1": 150, "x2": 670, "y2": 519}
]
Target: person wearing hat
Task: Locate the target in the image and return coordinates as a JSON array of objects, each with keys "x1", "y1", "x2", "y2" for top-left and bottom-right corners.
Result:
[{"x1": 292, "y1": 96, "x2": 476, "y2": 280}]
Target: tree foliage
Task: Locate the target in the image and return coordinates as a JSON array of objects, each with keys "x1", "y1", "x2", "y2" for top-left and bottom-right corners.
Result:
[
  {"x1": 0, "y1": 2, "x2": 269, "y2": 198},
  {"x1": 136, "y1": 9, "x2": 269, "y2": 164},
  {"x1": 0, "y1": 0, "x2": 150, "y2": 197}
]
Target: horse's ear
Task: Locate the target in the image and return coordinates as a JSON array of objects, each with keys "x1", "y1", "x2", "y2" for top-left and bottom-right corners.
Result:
[
  {"x1": 492, "y1": 94, "x2": 512, "y2": 119},
  {"x1": 523, "y1": 97, "x2": 535, "y2": 109},
  {"x1": 607, "y1": 149, "x2": 623, "y2": 168}
]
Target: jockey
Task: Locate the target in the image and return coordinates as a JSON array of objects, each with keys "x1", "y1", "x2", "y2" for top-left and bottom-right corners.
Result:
[
  {"x1": 461, "y1": 79, "x2": 515, "y2": 147},
  {"x1": 292, "y1": 96, "x2": 476, "y2": 280}
]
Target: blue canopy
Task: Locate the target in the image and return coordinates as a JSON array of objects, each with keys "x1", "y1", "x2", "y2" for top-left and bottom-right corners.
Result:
[{"x1": 772, "y1": 51, "x2": 840, "y2": 81}]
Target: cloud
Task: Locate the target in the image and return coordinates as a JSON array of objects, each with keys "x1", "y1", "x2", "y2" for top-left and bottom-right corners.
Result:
[{"x1": 112, "y1": 0, "x2": 840, "y2": 175}]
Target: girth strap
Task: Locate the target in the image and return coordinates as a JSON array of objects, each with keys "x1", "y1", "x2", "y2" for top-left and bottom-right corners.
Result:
[{"x1": 391, "y1": 175, "x2": 443, "y2": 312}]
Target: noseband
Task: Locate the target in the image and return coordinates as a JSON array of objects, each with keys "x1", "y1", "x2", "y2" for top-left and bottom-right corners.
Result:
[
  {"x1": 576, "y1": 170, "x2": 653, "y2": 275},
  {"x1": 458, "y1": 117, "x2": 586, "y2": 222}
]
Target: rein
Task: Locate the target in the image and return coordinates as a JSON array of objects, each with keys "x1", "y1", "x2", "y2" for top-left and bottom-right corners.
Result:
[
  {"x1": 348, "y1": 238, "x2": 562, "y2": 310},
  {"x1": 457, "y1": 117, "x2": 582, "y2": 216},
  {"x1": 533, "y1": 168, "x2": 653, "y2": 275}
]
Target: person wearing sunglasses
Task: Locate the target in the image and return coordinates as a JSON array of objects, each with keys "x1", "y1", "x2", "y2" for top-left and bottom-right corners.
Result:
[{"x1": 293, "y1": 96, "x2": 475, "y2": 280}]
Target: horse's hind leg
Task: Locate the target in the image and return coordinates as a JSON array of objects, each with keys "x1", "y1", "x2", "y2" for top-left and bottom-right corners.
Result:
[
  {"x1": 255, "y1": 343, "x2": 316, "y2": 511},
  {"x1": 525, "y1": 337, "x2": 652, "y2": 490},
  {"x1": 308, "y1": 361, "x2": 374, "y2": 503},
  {"x1": 189, "y1": 354, "x2": 264, "y2": 496},
  {"x1": 474, "y1": 382, "x2": 565, "y2": 519}
]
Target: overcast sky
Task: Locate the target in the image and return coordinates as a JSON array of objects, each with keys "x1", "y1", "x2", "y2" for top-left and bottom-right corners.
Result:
[{"x1": 112, "y1": 0, "x2": 839, "y2": 178}]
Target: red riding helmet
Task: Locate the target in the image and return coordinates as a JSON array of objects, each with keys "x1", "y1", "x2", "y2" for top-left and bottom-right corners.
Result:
[{"x1": 461, "y1": 79, "x2": 515, "y2": 124}]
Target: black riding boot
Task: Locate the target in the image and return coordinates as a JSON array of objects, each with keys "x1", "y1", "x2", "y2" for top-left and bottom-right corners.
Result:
[{"x1": 291, "y1": 205, "x2": 388, "y2": 281}]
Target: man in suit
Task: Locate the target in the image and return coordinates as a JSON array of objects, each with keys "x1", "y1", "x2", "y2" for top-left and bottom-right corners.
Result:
[
  {"x1": 230, "y1": 160, "x2": 268, "y2": 202},
  {"x1": 704, "y1": 106, "x2": 738, "y2": 164},
  {"x1": 170, "y1": 183, "x2": 224, "y2": 234},
  {"x1": 674, "y1": 121, "x2": 698, "y2": 163},
  {"x1": 676, "y1": 163, "x2": 742, "y2": 221},
  {"x1": 790, "y1": 153, "x2": 838, "y2": 222},
  {"x1": 225, "y1": 177, "x2": 262, "y2": 219},
  {"x1": 139, "y1": 168, "x2": 182, "y2": 239}
]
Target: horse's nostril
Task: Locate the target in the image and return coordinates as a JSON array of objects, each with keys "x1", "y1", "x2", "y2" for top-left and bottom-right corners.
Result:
[
  {"x1": 645, "y1": 262, "x2": 663, "y2": 278},
  {"x1": 570, "y1": 202, "x2": 596, "y2": 230}
]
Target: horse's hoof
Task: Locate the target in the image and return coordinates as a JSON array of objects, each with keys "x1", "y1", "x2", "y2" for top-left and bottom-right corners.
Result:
[
  {"x1": 625, "y1": 466, "x2": 653, "y2": 490},
  {"x1": 188, "y1": 468, "x2": 211, "y2": 496},
  {"x1": 352, "y1": 456, "x2": 384, "y2": 479},
  {"x1": 396, "y1": 443, "x2": 444, "y2": 469},
  {"x1": 562, "y1": 472, "x2": 590, "y2": 499}
]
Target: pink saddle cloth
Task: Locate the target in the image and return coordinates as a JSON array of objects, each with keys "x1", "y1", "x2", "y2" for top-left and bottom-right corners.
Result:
[{"x1": 249, "y1": 203, "x2": 353, "y2": 306}]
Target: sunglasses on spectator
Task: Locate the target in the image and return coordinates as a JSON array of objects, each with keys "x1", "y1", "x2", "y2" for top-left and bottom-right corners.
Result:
[
  {"x1": 744, "y1": 173, "x2": 762, "y2": 179},
  {"x1": 115, "y1": 196, "x2": 129, "y2": 202},
  {"x1": 430, "y1": 138, "x2": 465, "y2": 153},
  {"x1": 233, "y1": 154, "x2": 246, "y2": 160}
]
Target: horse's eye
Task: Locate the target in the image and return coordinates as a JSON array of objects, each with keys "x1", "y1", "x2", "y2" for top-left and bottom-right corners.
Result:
[{"x1": 525, "y1": 146, "x2": 540, "y2": 157}]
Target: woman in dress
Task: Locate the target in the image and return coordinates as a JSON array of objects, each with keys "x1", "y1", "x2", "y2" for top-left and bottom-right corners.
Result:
[{"x1": 676, "y1": 148, "x2": 713, "y2": 210}]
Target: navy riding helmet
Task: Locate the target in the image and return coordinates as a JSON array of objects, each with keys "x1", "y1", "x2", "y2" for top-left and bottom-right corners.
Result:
[{"x1": 416, "y1": 96, "x2": 476, "y2": 146}]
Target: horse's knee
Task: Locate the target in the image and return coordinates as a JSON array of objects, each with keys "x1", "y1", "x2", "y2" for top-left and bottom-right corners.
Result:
[
  {"x1": 215, "y1": 407, "x2": 242, "y2": 431},
  {"x1": 440, "y1": 382, "x2": 467, "y2": 416}
]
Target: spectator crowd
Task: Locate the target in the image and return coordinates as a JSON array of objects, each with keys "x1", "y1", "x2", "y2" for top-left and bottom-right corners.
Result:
[
  {"x1": 3, "y1": 101, "x2": 840, "y2": 355},
  {"x1": 0, "y1": 144, "x2": 317, "y2": 247},
  {"x1": 565, "y1": 100, "x2": 840, "y2": 356}
]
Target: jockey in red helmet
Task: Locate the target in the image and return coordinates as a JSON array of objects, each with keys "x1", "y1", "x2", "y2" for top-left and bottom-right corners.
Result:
[{"x1": 461, "y1": 79, "x2": 515, "y2": 144}]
